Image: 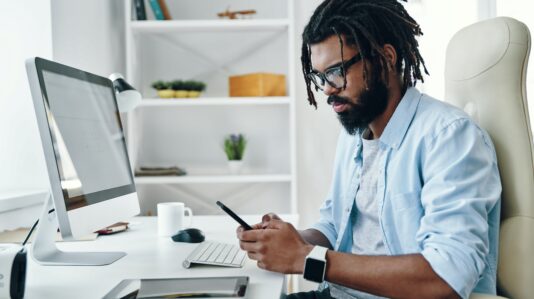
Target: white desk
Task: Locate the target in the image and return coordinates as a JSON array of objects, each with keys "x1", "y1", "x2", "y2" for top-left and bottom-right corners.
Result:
[{"x1": 25, "y1": 215, "x2": 297, "y2": 299}]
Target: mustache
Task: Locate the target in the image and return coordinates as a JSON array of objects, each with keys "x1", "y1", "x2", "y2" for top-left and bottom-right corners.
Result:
[{"x1": 327, "y1": 95, "x2": 351, "y2": 105}]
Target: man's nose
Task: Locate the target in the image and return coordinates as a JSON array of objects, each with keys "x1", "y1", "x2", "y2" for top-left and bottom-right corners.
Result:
[{"x1": 323, "y1": 82, "x2": 339, "y2": 96}]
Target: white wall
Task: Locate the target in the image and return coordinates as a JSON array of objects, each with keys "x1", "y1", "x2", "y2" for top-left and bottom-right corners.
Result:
[
  {"x1": 51, "y1": 0, "x2": 126, "y2": 78},
  {"x1": 0, "y1": 1, "x2": 52, "y2": 193},
  {"x1": 407, "y1": 0, "x2": 479, "y2": 100},
  {"x1": 0, "y1": 0, "x2": 54, "y2": 229}
]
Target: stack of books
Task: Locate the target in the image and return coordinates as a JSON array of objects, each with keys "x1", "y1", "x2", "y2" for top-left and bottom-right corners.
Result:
[
  {"x1": 134, "y1": 0, "x2": 172, "y2": 21},
  {"x1": 135, "y1": 166, "x2": 187, "y2": 176}
]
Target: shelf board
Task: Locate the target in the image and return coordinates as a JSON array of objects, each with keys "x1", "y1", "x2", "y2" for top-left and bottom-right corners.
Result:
[
  {"x1": 134, "y1": 174, "x2": 292, "y2": 184},
  {"x1": 130, "y1": 19, "x2": 290, "y2": 33},
  {"x1": 137, "y1": 97, "x2": 291, "y2": 107},
  {"x1": 0, "y1": 190, "x2": 48, "y2": 213}
]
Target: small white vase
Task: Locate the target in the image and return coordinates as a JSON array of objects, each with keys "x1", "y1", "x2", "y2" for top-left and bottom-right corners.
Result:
[{"x1": 227, "y1": 160, "x2": 243, "y2": 174}]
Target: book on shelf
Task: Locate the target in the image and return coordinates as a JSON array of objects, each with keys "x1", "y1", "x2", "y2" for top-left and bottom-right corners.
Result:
[
  {"x1": 135, "y1": 166, "x2": 187, "y2": 177},
  {"x1": 134, "y1": 0, "x2": 147, "y2": 21},
  {"x1": 148, "y1": 0, "x2": 165, "y2": 20},
  {"x1": 157, "y1": 0, "x2": 172, "y2": 20}
]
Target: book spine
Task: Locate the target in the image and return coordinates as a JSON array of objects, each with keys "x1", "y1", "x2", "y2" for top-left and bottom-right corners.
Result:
[
  {"x1": 148, "y1": 0, "x2": 165, "y2": 20},
  {"x1": 134, "y1": 0, "x2": 147, "y2": 21},
  {"x1": 157, "y1": 0, "x2": 172, "y2": 20}
]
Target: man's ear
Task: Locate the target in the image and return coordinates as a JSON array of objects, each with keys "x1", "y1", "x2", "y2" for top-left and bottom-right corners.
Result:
[{"x1": 383, "y1": 44, "x2": 397, "y2": 71}]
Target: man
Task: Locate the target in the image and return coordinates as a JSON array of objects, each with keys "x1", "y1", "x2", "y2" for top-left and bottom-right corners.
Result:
[{"x1": 237, "y1": 0, "x2": 501, "y2": 298}]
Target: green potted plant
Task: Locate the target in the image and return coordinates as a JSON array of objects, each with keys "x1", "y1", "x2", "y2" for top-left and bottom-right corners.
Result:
[
  {"x1": 186, "y1": 81, "x2": 206, "y2": 98},
  {"x1": 151, "y1": 80, "x2": 174, "y2": 98},
  {"x1": 224, "y1": 133, "x2": 247, "y2": 174},
  {"x1": 171, "y1": 80, "x2": 188, "y2": 98}
]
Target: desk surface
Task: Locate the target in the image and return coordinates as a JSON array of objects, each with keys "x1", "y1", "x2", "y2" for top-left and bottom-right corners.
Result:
[{"x1": 25, "y1": 215, "x2": 297, "y2": 299}]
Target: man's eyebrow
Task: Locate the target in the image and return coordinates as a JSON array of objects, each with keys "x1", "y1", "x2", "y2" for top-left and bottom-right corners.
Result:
[{"x1": 312, "y1": 61, "x2": 343, "y2": 73}]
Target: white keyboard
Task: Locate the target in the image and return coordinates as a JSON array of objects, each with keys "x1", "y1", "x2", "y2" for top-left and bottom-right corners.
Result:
[{"x1": 182, "y1": 241, "x2": 247, "y2": 268}]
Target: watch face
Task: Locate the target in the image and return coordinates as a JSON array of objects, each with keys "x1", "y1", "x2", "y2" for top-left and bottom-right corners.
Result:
[{"x1": 303, "y1": 258, "x2": 325, "y2": 282}]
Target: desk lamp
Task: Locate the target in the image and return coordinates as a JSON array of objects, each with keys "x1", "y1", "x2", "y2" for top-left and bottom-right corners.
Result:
[{"x1": 109, "y1": 73, "x2": 142, "y2": 112}]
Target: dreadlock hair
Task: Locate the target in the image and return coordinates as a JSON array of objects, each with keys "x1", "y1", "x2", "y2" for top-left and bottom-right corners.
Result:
[{"x1": 301, "y1": 0, "x2": 429, "y2": 108}]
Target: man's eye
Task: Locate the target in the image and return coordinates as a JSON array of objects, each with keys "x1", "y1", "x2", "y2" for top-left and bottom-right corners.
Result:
[{"x1": 326, "y1": 68, "x2": 343, "y2": 79}]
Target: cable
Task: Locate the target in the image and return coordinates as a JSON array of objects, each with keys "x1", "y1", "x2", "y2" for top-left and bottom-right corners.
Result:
[{"x1": 22, "y1": 209, "x2": 55, "y2": 246}]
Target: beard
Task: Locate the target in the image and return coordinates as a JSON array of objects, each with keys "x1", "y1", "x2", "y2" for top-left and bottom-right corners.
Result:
[{"x1": 327, "y1": 79, "x2": 389, "y2": 135}]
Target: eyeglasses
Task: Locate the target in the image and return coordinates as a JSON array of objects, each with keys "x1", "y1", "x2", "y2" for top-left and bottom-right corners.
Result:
[{"x1": 307, "y1": 53, "x2": 362, "y2": 91}]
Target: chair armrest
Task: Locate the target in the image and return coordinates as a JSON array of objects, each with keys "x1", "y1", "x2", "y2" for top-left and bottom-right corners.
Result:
[{"x1": 469, "y1": 293, "x2": 508, "y2": 299}]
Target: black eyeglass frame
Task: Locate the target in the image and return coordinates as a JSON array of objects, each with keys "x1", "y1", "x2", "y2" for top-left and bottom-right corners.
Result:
[{"x1": 307, "y1": 53, "x2": 362, "y2": 91}]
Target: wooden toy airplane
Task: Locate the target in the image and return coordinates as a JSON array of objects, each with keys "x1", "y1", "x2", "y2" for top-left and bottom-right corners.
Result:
[{"x1": 217, "y1": 8, "x2": 257, "y2": 19}]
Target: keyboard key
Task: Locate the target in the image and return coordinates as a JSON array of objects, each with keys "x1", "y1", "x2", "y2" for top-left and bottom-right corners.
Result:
[
  {"x1": 199, "y1": 242, "x2": 216, "y2": 261},
  {"x1": 207, "y1": 243, "x2": 224, "y2": 262},
  {"x1": 191, "y1": 242, "x2": 209, "y2": 261},
  {"x1": 224, "y1": 247, "x2": 239, "y2": 264},
  {"x1": 232, "y1": 250, "x2": 246, "y2": 265},
  {"x1": 216, "y1": 244, "x2": 232, "y2": 263}
]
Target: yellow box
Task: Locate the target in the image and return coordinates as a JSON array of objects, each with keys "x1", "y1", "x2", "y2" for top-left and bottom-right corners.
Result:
[{"x1": 229, "y1": 73, "x2": 286, "y2": 97}]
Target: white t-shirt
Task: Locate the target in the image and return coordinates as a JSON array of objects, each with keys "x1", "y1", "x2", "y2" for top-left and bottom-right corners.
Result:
[{"x1": 329, "y1": 132, "x2": 388, "y2": 299}]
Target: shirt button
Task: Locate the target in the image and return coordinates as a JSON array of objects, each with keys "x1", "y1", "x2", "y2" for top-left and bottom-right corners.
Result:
[{"x1": 345, "y1": 208, "x2": 350, "y2": 212}]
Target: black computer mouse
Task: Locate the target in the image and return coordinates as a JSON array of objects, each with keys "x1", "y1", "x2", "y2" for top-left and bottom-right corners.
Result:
[{"x1": 171, "y1": 228, "x2": 205, "y2": 243}]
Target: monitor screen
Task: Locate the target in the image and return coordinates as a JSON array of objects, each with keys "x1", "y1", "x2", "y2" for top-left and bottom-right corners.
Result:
[{"x1": 38, "y1": 63, "x2": 135, "y2": 211}]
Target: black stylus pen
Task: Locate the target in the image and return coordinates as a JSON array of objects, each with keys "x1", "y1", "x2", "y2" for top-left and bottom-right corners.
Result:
[{"x1": 216, "y1": 201, "x2": 254, "y2": 230}]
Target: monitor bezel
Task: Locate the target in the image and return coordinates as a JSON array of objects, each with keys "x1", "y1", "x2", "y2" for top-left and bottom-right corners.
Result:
[{"x1": 26, "y1": 57, "x2": 140, "y2": 239}]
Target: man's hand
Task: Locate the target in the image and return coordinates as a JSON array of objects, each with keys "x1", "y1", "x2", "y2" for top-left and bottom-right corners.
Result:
[
  {"x1": 255, "y1": 213, "x2": 281, "y2": 229},
  {"x1": 236, "y1": 219, "x2": 314, "y2": 274}
]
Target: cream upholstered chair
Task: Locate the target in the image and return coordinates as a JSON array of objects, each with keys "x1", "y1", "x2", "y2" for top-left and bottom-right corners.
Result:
[{"x1": 444, "y1": 17, "x2": 532, "y2": 299}]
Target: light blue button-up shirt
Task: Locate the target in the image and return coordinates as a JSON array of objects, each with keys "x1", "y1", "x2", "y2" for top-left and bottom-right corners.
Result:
[{"x1": 312, "y1": 87, "x2": 501, "y2": 299}]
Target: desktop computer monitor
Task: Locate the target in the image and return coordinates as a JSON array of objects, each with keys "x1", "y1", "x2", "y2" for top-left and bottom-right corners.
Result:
[{"x1": 25, "y1": 57, "x2": 140, "y2": 265}]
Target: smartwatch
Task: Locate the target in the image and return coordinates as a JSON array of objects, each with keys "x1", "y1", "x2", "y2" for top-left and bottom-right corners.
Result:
[{"x1": 303, "y1": 246, "x2": 328, "y2": 283}]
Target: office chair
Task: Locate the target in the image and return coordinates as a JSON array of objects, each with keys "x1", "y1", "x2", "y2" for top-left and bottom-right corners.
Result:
[{"x1": 444, "y1": 17, "x2": 532, "y2": 299}]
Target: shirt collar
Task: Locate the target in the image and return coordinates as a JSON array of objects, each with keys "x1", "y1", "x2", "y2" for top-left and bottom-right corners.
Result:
[{"x1": 379, "y1": 87, "x2": 422, "y2": 149}]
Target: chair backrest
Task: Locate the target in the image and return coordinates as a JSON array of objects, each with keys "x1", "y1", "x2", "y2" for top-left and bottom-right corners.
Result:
[{"x1": 444, "y1": 17, "x2": 532, "y2": 299}]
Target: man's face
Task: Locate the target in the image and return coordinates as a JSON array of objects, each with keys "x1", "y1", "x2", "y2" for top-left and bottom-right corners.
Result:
[{"x1": 309, "y1": 35, "x2": 389, "y2": 135}]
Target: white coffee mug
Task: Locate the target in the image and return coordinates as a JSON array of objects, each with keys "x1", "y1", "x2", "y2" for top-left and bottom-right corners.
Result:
[{"x1": 157, "y1": 202, "x2": 193, "y2": 237}]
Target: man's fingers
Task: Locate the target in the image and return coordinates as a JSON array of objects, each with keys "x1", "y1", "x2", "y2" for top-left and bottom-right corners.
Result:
[
  {"x1": 238, "y1": 223, "x2": 264, "y2": 233},
  {"x1": 252, "y1": 223, "x2": 263, "y2": 230},
  {"x1": 238, "y1": 229, "x2": 264, "y2": 242},
  {"x1": 262, "y1": 213, "x2": 281, "y2": 224},
  {"x1": 240, "y1": 240, "x2": 260, "y2": 252},
  {"x1": 261, "y1": 213, "x2": 273, "y2": 223},
  {"x1": 236, "y1": 226, "x2": 244, "y2": 234},
  {"x1": 265, "y1": 219, "x2": 287, "y2": 229}
]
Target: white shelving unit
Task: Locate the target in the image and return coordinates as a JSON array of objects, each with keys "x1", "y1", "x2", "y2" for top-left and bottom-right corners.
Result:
[
  {"x1": 130, "y1": 19, "x2": 291, "y2": 33},
  {"x1": 124, "y1": 0, "x2": 297, "y2": 216},
  {"x1": 135, "y1": 174, "x2": 292, "y2": 185},
  {"x1": 138, "y1": 97, "x2": 291, "y2": 107}
]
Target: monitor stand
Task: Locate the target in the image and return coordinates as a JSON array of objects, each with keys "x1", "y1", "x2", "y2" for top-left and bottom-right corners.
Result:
[{"x1": 31, "y1": 193, "x2": 126, "y2": 266}]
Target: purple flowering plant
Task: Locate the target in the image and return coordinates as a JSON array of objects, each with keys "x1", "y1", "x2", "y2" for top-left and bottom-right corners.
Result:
[{"x1": 224, "y1": 134, "x2": 247, "y2": 160}]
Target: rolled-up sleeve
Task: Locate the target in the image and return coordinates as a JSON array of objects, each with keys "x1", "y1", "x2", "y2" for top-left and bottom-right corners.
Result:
[{"x1": 417, "y1": 119, "x2": 501, "y2": 299}]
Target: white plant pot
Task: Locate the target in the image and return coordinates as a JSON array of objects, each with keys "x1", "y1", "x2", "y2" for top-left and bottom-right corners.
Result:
[{"x1": 227, "y1": 160, "x2": 243, "y2": 174}]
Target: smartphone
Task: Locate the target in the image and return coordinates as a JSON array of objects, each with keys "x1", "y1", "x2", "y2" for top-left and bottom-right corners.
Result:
[
  {"x1": 216, "y1": 201, "x2": 253, "y2": 230},
  {"x1": 102, "y1": 276, "x2": 249, "y2": 299}
]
